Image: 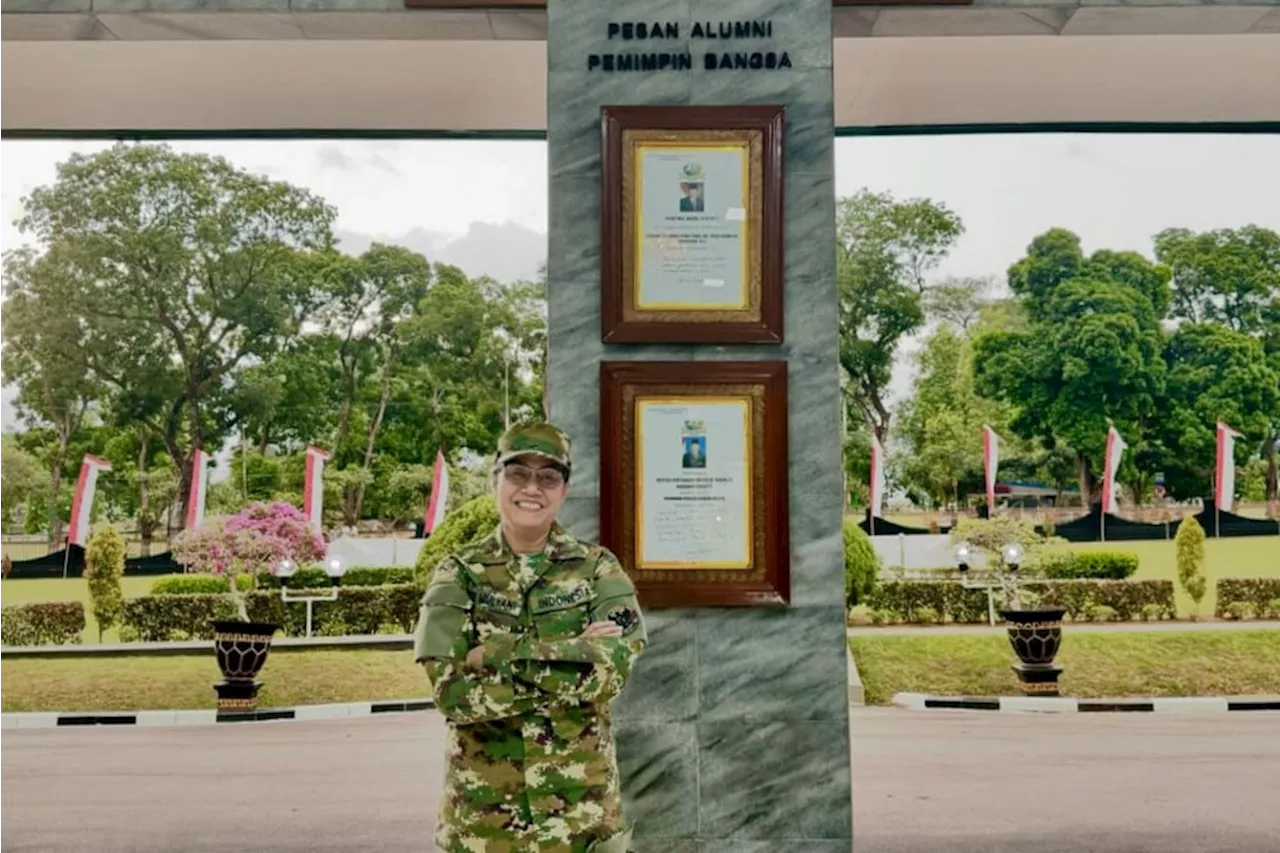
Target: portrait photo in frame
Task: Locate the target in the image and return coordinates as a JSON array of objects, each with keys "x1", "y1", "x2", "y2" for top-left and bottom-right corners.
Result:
[
  {"x1": 599, "y1": 360, "x2": 790, "y2": 607},
  {"x1": 600, "y1": 105, "x2": 784, "y2": 344}
]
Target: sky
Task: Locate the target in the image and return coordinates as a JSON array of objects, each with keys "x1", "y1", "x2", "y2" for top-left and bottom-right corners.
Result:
[{"x1": 4, "y1": 132, "x2": 1280, "y2": 432}]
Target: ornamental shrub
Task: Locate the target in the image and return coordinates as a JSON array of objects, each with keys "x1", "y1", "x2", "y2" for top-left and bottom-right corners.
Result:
[
  {"x1": 843, "y1": 517, "x2": 879, "y2": 607},
  {"x1": 414, "y1": 495, "x2": 500, "y2": 586},
  {"x1": 1174, "y1": 515, "x2": 1207, "y2": 618},
  {"x1": 1, "y1": 602, "x2": 86, "y2": 646},
  {"x1": 84, "y1": 525, "x2": 126, "y2": 641},
  {"x1": 171, "y1": 501, "x2": 327, "y2": 620}
]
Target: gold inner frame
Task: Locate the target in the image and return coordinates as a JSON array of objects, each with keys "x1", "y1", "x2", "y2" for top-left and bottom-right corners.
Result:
[
  {"x1": 620, "y1": 128, "x2": 764, "y2": 325},
  {"x1": 619, "y1": 382, "x2": 770, "y2": 585}
]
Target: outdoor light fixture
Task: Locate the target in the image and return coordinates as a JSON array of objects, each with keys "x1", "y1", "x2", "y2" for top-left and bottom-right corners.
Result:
[
  {"x1": 954, "y1": 541, "x2": 972, "y2": 573},
  {"x1": 278, "y1": 557, "x2": 345, "y2": 637},
  {"x1": 1002, "y1": 542, "x2": 1024, "y2": 571}
]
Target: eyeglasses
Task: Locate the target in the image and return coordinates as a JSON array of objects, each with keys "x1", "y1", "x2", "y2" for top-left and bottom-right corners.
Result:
[{"x1": 503, "y1": 464, "x2": 566, "y2": 490}]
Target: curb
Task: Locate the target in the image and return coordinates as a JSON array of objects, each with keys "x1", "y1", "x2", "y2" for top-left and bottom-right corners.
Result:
[
  {"x1": 891, "y1": 692, "x2": 1280, "y2": 714},
  {"x1": 1, "y1": 698, "x2": 434, "y2": 730},
  {"x1": 1, "y1": 634, "x2": 413, "y2": 659},
  {"x1": 846, "y1": 646, "x2": 865, "y2": 706}
]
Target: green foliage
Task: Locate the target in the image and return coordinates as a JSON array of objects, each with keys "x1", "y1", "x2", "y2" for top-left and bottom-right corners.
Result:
[
  {"x1": 7, "y1": 142, "x2": 337, "y2": 529},
  {"x1": 1, "y1": 602, "x2": 86, "y2": 646},
  {"x1": 84, "y1": 525, "x2": 126, "y2": 641},
  {"x1": 1174, "y1": 515, "x2": 1208, "y2": 616},
  {"x1": 151, "y1": 566, "x2": 414, "y2": 596},
  {"x1": 120, "y1": 584, "x2": 422, "y2": 641},
  {"x1": 975, "y1": 228, "x2": 1171, "y2": 505},
  {"x1": 895, "y1": 325, "x2": 1021, "y2": 507},
  {"x1": 150, "y1": 575, "x2": 255, "y2": 596},
  {"x1": 866, "y1": 579, "x2": 1176, "y2": 624},
  {"x1": 1039, "y1": 551, "x2": 1139, "y2": 580},
  {"x1": 1214, "y1": 578, "x2": 1280, "y2": 619},
  {"x1": 1158, "y1": 323, "x2": 1279, "y2": 498},
  {"x1": 843, "y1": 517, "x2": 880, "y2": 607},
  {"x1": 836, "y1": 188, "x2": 963, "y2": 443},
  {"x1": 1, "y1": 438, "x2": 46, "y2": 528},
  {"x1": 340, "y1": 566, "x2": 416, "y2": 587},
  {"x1": 414, "y1": 494, "x2": 501, "y2": 585},
  {"x1": 949, "y1": 516, "x2": 1044, "y2": 566}
]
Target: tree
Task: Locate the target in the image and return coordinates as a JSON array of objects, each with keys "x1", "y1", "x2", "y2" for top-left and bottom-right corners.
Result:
[
  {"x1": 1158, "y1": 323, "x2": 1279, "y2": 499},
  {"x1": 974, "y1": 229, "x2": 1170, "y2": 506},
  {"x1": 1155, "y1": 225, "x2": 1280, "y2": 505},
  {"x1": 2, "y1": 248, "x2": 102, "y2": 544},
  {"x1": 12, "y1": 143, "x2": 336, "y2": 525},
  {"x1": 1156, "y1": 225, "x2": 1280, "y2": 333},
  {"x1": 1174, "y1": 515, "x2": 1207, "y2": 619},
  {"x1": 923, "y1": 275, "x2": 994, "y2": 332},
  {"x1": 896, "y1": 325, "x2": 1019, "y2": 507},
  {"x1": 836, "y1": 188, "x2": 964, "y2": 443},
  {"x1": 1, "y1": 438, "x2": 47, "y2": 529},
  {"x1": 84, "y1": 525, "x2": 126, "y2": 641}
]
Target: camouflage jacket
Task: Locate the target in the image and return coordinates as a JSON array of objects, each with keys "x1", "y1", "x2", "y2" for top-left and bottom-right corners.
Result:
[{"x1": 413, "y1": 523, "x2": 647, "y2": 853}]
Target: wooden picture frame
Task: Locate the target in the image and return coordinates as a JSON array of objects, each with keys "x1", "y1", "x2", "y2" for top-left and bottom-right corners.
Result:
[
  {"x1": 600, "y1": 105, "x2": 784, "y2": 344},
  {"x1": 599, "y1": 360, "x2": 790, "y2": 607}
]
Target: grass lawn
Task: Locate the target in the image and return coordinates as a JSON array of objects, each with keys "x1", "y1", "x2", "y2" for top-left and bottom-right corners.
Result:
[
  {"x1": 1, "y1": 574, "x2": 184, "y2": 643},
  {"x1": 1063, "y1": 537, "x2": 1280, "y2": 617},
  {"x1": 850, "y1": 630, "x2": 1280, "y2": 705},
  {"x1": 0, "y1": 648, "x2": 429, "y2": 712}
]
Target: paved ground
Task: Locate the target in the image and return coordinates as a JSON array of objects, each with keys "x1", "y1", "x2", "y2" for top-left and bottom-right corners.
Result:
[
  {"x1": 852, "y1": 707, "x2": 1280, "y2": 853},
  {"x1": 3, "y1": 708, "x2": 1279, "y2": 852},
  {"x1": 850, "y1": 619, "x2": 1280, "y2": 636}
]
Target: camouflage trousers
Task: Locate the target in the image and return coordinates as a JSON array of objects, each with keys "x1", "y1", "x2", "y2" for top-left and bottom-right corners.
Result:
[{"x1": 434, "y1": 826, "x2": 632, "y2": 853}]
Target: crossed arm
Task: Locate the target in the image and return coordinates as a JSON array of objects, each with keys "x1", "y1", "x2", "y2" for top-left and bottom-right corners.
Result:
[{"x1": 413, "y1": 555, "x2": 647, "y2": 725}]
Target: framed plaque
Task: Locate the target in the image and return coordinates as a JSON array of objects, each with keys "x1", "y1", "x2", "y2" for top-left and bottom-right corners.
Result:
[
  {"x1": 600, "y1": 105, "x2": 784, "y2": 344},
  {"x1": 600, "y1": 360, "x2": 790, "y2": 607}
]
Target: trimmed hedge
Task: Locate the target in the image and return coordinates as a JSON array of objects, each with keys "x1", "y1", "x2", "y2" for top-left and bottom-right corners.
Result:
[
  {"x1": 1216, "y1": 578, "x2": 1280, "y2": 620},
  {"x1": 121, "y1": 584, "x2": 424, "y2": 642},
  {"x1": 1038, "y1": 551, "x2": 1139, "y2": 580},
  {"x1": 866, "y1": 579, "x2": 1176, "y2": 625},
  {"x1": 149, "y1": 566, "x2": 416, "y2": 596},
  {"x1": 1, "y1": 602, "x2": 87, "y2": 646}
]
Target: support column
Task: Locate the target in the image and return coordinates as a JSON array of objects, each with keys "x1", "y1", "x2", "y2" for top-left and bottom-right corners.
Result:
[{"x1": 546, "y1": 2, "x2": 850, "y2": 851}]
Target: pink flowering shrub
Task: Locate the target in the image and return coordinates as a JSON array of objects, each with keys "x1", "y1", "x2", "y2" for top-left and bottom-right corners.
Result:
[{"x1": 172, "y1": 501, "x2": 327, "y2": 621}]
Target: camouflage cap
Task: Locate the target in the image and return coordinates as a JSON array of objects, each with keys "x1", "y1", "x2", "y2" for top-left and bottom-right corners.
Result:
[{"x1": 494, "y1": 421, "x2": 572, "y2": 472}]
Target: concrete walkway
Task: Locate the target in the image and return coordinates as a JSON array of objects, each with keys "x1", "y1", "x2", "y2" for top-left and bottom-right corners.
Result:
[
  {"x1": 849, "y1": 619, "x2": 1280, "y2": 636},
  {"x1": 4, "y1": 709, "x2": 1279, "y2": 852}
]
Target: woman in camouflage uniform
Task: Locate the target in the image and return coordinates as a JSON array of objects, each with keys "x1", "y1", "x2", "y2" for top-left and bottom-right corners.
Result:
[{"x1": 414, "y1": 422, "x2": 646, "y2": 853}]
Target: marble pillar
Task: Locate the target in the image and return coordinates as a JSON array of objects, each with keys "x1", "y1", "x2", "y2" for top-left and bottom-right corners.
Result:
[{"x1": 545, "y1": 1, "x2": 850, "y2": 850}]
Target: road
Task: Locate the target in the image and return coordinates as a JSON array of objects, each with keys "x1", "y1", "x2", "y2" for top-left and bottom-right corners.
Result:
[{"x1": 3, "y1": 707, "x2": 1278, "y2": 852}]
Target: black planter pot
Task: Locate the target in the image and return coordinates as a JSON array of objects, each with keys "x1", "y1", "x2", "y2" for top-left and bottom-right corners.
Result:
[
  {"x1": 210, "y1": 619, "x2": 278, "y2": 712},
  {"x1": 998, "y1": 607, "x2": 1066, "y2": 696}
]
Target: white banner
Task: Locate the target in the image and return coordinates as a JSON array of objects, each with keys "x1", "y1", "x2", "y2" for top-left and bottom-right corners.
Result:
[{"x1": 68, "y1": 454, "x2": 112, "y2": 546}]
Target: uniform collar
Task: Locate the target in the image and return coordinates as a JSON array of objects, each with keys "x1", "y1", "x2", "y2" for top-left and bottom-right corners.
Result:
[{"x1": 471, "y1": 522, "x2": 589, "y2": 565}]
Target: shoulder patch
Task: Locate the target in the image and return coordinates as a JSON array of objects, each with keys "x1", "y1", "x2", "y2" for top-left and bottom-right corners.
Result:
[{"x1": 604, "y1": 605, "x2": 640, "y2": 634}]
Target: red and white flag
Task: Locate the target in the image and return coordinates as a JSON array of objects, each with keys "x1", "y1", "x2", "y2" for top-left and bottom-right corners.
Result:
[
  {"x1": 1102, "y1": 425, "x2": 1128, "y2": 513},
  {"x1": 303, "y1": 446, "x2": 331, "y2": 528},
  {"x1": 982, "y1": 424, "x2": 1000, "y2": 514},
  {"x1": 67, "y1": 454, "x2": 112, "y2": 547},
  {"x1": 185, "y1": 448, "x2": 210, "y2": 530},
  {"x1": 1215, "y1": 421, "x2": 1245, "y2": 512},
  {"x1": 869, "y1": 436, "x2": 886, "y2": 519},
  {"x1": 423, "y1": 447, "x2": 450, "y2": 534}
]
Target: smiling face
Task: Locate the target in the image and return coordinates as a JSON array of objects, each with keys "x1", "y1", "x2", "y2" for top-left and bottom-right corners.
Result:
[{"x1": 495, "y1": 456, "x2": 569, "y2": 542}]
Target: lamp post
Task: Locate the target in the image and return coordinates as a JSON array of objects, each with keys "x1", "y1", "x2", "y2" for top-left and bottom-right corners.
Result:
[
  {"x1": 278, "y1": 557, "x2": 346, "y2": 638},
  {"x1": 954, "y1": 540, "x2": 999, "y2": 627}
]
